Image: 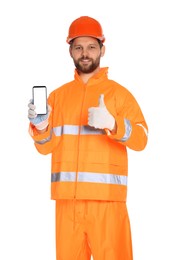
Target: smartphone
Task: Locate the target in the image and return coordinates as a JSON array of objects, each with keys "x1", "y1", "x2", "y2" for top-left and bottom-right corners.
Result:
[{"x1": 32, "y1": 86, "x2": 47, "y2": 115}]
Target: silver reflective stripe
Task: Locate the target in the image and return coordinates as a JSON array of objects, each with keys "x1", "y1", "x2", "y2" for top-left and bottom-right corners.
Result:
[
  {"x1": 53, "y1": 126, "x2": 62, "y2": 136},
  {"x1": 53, "y1": 125, "x2": 79, "y2": 136},
  {"x1": 78, "y1": 172, "x2": 127, "y2": 185},
  {"x1": 51, "y1": 171, "x2": 127, "y2": 186},
  {"x1": 35, "y1": 129, "x2": 52, "y2": 144},
  {"x1": 80, "y1": 126, "x2": 104, "y2": 135},
  {"x1": 136, "y1": 123, "x2": 148, "y2": 136},
  {"x1": 51, "y1": 172, "x2": 76, "y2": 182},
  {"x1": 120, "y1": 119, "x2": 132, "y2": 142},
  {"x1": 36, "y1": 124, "x2": 105, "y2": 145},
  {"x1": 36, "y1": 136, "x2": 51, "y2": 144},
  {"x1": 53, "y1": 125, "x2": 104, "y2": 136}
]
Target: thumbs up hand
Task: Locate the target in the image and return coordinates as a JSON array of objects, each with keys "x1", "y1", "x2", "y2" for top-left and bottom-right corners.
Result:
[{"x1": 88, "y1": 94, "x2": 115, "y2": 131}]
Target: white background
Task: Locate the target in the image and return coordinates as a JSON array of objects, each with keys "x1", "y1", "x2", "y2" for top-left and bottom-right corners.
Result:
[{"x1": 0, "y1": 0, "x2": 174, "y2": 259}]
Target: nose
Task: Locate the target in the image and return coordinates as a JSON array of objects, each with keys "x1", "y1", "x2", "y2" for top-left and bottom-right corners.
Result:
[{"x1": 81, "y1": 47, "x2": 89, "y2": 57}]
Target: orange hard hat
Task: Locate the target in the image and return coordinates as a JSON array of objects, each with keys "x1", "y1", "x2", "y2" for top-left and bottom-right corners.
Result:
[{"x1": 66, "y1": 16, "x2": 105, "y2": 44}]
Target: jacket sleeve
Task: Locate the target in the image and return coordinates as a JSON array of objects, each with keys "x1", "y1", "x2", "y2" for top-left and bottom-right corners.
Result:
[
  {"x1": 107, "y1": 91, "x2": 148, "y2": 151},
  {"x1": 28, "y1": 93, "x2": 60, "y2": 155}
]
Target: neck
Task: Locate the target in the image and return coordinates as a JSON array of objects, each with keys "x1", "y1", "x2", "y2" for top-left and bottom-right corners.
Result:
[{"x1": 78, "y1": 67, "x2": 100, "y2": 84}]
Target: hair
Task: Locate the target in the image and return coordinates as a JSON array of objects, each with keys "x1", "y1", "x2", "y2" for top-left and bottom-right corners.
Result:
[{"x1": 97, "y1": 39, "x2": 103, "y2": 48}]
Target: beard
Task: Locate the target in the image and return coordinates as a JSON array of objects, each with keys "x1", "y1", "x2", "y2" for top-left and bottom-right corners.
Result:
[{"x1": 73, "y1": 54, "x2": 101, "y2": 74}]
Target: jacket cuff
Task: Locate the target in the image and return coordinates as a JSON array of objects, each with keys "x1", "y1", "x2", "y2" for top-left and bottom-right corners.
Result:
[
  {"x1": 28, "y1": 123, "x2": 52, "y2": 142},
  {"x1": 105, "y1": 115, "x2": 126, "y2": 140}
]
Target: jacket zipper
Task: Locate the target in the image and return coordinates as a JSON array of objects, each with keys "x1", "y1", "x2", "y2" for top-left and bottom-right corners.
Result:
[{"x1": 74, "y1": 83, "x2": 87, "y2": 198}]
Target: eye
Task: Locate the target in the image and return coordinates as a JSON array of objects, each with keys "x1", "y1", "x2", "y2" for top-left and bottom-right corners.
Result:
[
  {"x1": 74, "y1": 46, "x2": 82, "y2": 51},
  {"x1": 87, "y1": 45, "x2": 97, "y2": 51},
  {"x1": 89, "y1": 45, "x2": 96, "y2": 49}
]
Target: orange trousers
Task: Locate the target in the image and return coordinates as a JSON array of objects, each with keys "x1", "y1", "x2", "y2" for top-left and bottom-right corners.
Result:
[{"x1": 55, "y1": 200, "x2": 133, "y2": 260}]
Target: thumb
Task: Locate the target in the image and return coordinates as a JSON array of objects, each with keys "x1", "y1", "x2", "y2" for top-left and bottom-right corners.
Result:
[{"x1": 98, "y1": 94, "x2": 105, "y2": 107}]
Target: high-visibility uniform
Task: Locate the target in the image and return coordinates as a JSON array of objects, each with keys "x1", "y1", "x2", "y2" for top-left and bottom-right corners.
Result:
[
  {"x1": 55, "y1": 200, "x2": 133, "y2": 260},
  {"x1": 29, "y1": 67, "x2": 148, "y2": 259}
]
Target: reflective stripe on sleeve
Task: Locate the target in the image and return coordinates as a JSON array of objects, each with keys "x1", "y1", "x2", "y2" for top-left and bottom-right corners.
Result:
[
  {"x1": 136, "y1": 123, "x2": 148, "y2": 136},
  {"x1": 51, "y1": 171, "x2": 127, "y2": 186},
  {"x1": 120, "y1": 119, "x2": 132, "y2": 142},
  {"x1": 35, "y1": 129, "x2": 53, "y2": 144}
]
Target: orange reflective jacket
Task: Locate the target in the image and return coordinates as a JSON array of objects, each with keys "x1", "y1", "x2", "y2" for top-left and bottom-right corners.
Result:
[{"x1": 29, "y1": 67, "x2": 148, "y2": 202}]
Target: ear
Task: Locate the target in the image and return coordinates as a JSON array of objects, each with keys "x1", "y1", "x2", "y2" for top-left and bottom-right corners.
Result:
[
  {"x1": 100, "y1": 45, "x2": 105, "y2": 57},
  {"x1": 69, "y1": 46, "x2": 73, "y2": 58}
]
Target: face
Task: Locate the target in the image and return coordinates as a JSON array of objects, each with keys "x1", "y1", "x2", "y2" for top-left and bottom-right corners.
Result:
[{"x1": 69, "y1": 37, "x2": 105, "y2": 74}]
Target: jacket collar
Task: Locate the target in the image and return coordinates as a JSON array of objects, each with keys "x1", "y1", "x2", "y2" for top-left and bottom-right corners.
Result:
[{"x1": 74, "y1": 67, "x2": 109, "y2": 85}]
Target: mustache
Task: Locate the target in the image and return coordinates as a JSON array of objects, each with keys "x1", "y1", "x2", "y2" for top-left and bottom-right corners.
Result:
[{"x1": 79, "y1": 56, "x2": 92, "y2": 61}]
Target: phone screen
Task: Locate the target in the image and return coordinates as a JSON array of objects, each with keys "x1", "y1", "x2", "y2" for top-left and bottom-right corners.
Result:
[{"x1": 32, "y1": 86, "x2": 47, "y2": 115}]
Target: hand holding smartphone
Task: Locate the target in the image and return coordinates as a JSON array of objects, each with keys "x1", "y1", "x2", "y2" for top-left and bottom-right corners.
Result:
[{"x1": 32, "y1": 86, "x2": 47, "y2": 115}]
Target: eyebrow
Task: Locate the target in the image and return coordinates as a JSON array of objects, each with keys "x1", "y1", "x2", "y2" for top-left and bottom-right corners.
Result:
[{"x1": 72, "y1": 43, "x2": 99, "y2": 48}]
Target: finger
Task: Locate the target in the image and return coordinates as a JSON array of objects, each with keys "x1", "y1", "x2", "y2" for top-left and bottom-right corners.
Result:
[
  {"x1": 28, "y1": 108, "x2": 37, "y2": 118},
  {"x1": 28, "y1": 103, "x2": 36, "y2": 110},
  {"x1": 98, "y1": 94, "x2": 105, "y2": 107}
]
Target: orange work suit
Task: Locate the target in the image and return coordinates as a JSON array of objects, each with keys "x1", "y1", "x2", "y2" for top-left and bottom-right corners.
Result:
[{"x1": 29, "y1": 67, "x2": 148, "y2": 259}]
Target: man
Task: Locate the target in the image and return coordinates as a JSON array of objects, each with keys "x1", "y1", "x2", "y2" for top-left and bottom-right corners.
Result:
[{"x1": 28, "y1": 16, "x2": 148, "y2": 260}]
